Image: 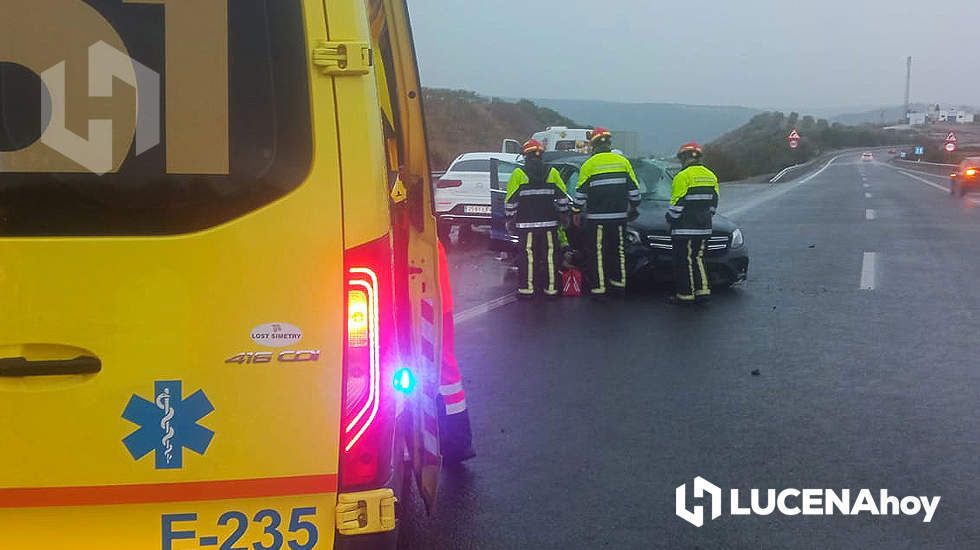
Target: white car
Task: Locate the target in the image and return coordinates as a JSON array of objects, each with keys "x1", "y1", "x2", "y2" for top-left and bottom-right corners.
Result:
[
  {"x1": 861, "y1": 152, "x2": 874, "y2": 162},
  {"x1": 435, "y1": 152, "x2": 521, "y2": 228}
]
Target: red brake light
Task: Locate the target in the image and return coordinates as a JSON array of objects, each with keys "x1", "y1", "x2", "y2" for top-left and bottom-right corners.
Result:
[
  {"x1": 966, "y1": 169, "x2": 977, "y2": 177},
  {"x1": 436, "y1": 178, "x2": 463, "y2": 188},
  {"x1": 342, "y1": 236, "x2": 395, "y2": 490}
]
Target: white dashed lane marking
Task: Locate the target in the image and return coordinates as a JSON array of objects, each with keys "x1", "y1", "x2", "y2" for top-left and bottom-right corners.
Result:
[
  {"x1": 861, "y1": 252, "x2": 878, "y2": 290},
  {"x1": 866, "y1": 209, "x2": 877, "y2": 220}
]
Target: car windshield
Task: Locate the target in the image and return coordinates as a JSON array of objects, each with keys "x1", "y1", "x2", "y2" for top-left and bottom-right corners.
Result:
[{"x1": 632, "y1": 159, "x2": 677, "y2": 202}]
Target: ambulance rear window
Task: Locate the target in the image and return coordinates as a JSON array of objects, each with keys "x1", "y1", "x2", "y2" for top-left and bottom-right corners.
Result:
[{"x1": 0, "y1": 0, "x2": 311, "y2": 236}]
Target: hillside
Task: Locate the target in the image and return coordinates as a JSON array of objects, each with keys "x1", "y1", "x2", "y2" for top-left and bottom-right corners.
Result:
[
  {"x1": 531, "y1": 98, "x2": 761, "y2": 156},
  {"x1": 423, "y1": 89, "x2": 581, "y2": 170},
  {"x1": 703, "y1": 112, "x2": 923, "y2": 181}
]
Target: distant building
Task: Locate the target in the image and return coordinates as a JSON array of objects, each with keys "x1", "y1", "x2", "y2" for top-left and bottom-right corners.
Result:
[
  {"x1": 908, "y1": 112, "x2": 927, "y2": 126},
  {"x1": 930, "y1": 105, "x2": 975, "y2": 124}
]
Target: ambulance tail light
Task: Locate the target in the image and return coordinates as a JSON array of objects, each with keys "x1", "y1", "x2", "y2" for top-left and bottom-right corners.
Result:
[
  {"x1": 436, "y1": 178, "x2": 463, "y2": 188},
  {"x1": 342, "y1": 236, "x2": 395, "y2": 490}
]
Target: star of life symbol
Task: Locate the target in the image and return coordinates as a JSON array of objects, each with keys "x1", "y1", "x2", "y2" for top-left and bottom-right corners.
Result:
[{"x1": 122, "y1": 381, "x2": 215, "y2": 470}]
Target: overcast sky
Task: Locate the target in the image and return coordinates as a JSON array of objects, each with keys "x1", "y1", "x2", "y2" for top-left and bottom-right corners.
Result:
[{"x1": 408, "y1": 0, "x2": 980, "y2": 111}]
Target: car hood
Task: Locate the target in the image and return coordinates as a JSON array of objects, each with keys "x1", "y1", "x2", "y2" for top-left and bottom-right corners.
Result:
[{"x1": 629, "y1": 200, "x2": 739, "y2": 234}]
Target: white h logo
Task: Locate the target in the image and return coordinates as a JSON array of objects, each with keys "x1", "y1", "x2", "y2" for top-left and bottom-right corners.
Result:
[{"x1": 676, "y1": 476, "x2": 722, "y2": 527}]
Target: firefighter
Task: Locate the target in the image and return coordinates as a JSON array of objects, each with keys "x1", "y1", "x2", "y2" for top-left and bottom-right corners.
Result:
[
  {"x1": 437, "y1": 241, "x2": 476, "y2": 464},
  {"x1": 505, "y1": 139, "x2": 569, "y2": 298},
  {"x1": 570, "y1": 128, "x2": 641, "y2": 296},
  {"x1": 666, "y1": 142, "x2": 719, "y2": 305}
]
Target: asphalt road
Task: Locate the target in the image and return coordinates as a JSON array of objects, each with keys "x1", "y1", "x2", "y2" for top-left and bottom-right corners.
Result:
[{"x1": 399, "y1": 153, "x2": 980, "y2": 549}]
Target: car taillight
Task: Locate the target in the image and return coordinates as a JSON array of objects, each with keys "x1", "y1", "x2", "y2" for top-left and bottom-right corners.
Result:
[
  {"x1": 342, "y1": 236, "x2": 395, "y2": 490},
  {"x1": 966, "y1": 168, "x2": 977, "y2": 177},
  {"x1": 436, "y1": 178, "x2": 463, "y2": 188}
]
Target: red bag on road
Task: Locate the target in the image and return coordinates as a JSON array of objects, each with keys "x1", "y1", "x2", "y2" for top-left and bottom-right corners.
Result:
[{"x1": 562, "y1": 268, "x2": 583, "y2": 297}]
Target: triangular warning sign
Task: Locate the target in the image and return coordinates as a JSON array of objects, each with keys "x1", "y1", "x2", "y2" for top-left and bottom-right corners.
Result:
[
  {"x1": 390, "y1": 178, "x2": 408, "y2": 204},
  {"x1": 946, "y1": 132, "x2": 957, "y2": 143},
  {"x1": 788, "y1": 129, "x2": 801, "y2": 140}
]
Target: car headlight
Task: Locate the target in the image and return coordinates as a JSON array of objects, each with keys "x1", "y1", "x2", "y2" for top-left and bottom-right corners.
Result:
[
  {"x1": 625, "y1": 228, "x2": 641, "y2": 245},
  {"x1": 731, "y1": 228, "x2": 744, "y2": 249}
]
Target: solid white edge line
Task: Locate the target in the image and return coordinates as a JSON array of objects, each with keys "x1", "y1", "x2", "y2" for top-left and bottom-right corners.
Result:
[
  {"x1": 866, "y1": 209, "x2": 877, "y2": 220},
  {"x1": 860, "y1": 252, "x2": 878, "y2": 290},
  {"x1": 454, "y1": 294, "x2": 518, "y2": 325},
  {"x1": 893, "y1": 168, "x2": 950, "y2": 193}
]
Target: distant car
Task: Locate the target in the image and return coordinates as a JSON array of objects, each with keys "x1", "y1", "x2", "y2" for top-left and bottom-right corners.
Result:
[
  {"x1": 888, "y1": 149, "x2": 897, "y2": 154},
  {"x1": 861, "y1": 152, "x2": 874, "y2": 162},
  {"x1": 489, "y1": 154, "x2": 749, "y2": 288},
  {"x1": 950, "y1": 157, "x2": 980, "y2": 197},
  {"x1": 435, "y1": 152, "x2": 522, "y2": 234}
]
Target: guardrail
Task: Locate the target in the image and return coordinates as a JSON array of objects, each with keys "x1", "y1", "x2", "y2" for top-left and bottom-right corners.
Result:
[{"x1": 769, "y1": 163, "x2": 805, "y2": 183}]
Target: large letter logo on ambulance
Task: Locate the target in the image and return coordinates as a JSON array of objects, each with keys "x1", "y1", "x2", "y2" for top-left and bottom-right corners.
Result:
[
  {"x1": 0, "y1": 0, "x2": 160, "y2": 175},
  {"x1": 40, "y1": 41, "x2": 160, "y2": 175},
  {"x1": 676, "y1": 476, "x2": 723, "y2": 527}
]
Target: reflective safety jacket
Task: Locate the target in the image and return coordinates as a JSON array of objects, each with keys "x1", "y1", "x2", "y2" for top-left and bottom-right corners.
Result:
[
  {"x1": 505, "y1": 165, "x2": 569, "y2": 230},
  {"x1": 571, "y1": 152, "x2": 641, "y2": 222},
  {"x1": 667, "y1": 164, "x2": 720, "y2": 237}
]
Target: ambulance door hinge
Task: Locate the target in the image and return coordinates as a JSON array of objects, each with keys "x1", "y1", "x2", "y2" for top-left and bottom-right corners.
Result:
[{"x1": 313, "y1": 40, "x2": 372, "y2": 76}]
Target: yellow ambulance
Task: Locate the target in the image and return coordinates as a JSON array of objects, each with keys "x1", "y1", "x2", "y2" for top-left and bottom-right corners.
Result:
[{"x1": 0, "y1": 0, "x2": 444, "y2": 548}]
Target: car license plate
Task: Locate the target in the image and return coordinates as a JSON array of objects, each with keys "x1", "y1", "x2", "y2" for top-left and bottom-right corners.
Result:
[{"x1": 464, "y1": 205, "x2": 491, "y2": 215}]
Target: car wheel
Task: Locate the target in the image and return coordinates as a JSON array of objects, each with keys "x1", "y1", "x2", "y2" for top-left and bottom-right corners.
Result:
[
  {"x1": 950, "y1": 181, "x2": 956, "y2": 195},
  {"x1": 958, "y1": 185, "x2": 966, "y2": 198}
]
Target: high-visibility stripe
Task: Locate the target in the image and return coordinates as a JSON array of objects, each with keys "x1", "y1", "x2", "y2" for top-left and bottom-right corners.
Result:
[
  {"x1": 524, "y1": 232, "x2": 534, "y2": 292},
  {"x1": 685, "y1": 194, "x2": 716, "y2": 201},
  {"x1": 440, "y1": 382, "x2": 463, "y2": 395},
  {"x1": 588, "y1": 212, "x2": 628, "y2": 220},
  {"x1": 446, "y1": 399, "x2": 467, "y2": 415},
  {"x1": 669, "y1": 205, "x2": 684, "y2": 212},
  {"x1": 519, "y1": 188, "x2": 556, "y2": 196},
  {"x1": 667, "y1": 210, "x2": 682, "y2": 219},
  {"x1": 672, "y1": 228, "x2": 712, "y2": 236},
  {"x1": 617, "y1": 225, "x2": 626, "y2": 287},
  {"x1": 687, "y1": 240, "x2": 696, "y2": 297},
  {"x1": 0, "y1": 474, "x2": 338, "y2": 508},
  {"x1": 546, "y1": 231, "x2": 556, "y2": 294},
  {"x1": 696, "y1": 241, "x2": 709, "y2": 292},
  {"x1": 516, "y1": 221, "x2": 559, "y2": 229},
  {"x1": 423, "y1": 432, "x2": 440, "y2": 454},
  {"x1": 589, "y1": 177, "x2": 628, "y2": 187},
  {"x1": 595, "y1": 224, "x2": 605, "y2": 293}
]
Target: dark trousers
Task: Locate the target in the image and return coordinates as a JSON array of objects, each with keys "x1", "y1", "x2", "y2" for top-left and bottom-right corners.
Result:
[
  {"x1": 586, "y1": 222, "x2": 626, "y2": 294},
  {"x1": 672, "y1": 237, "x2": 709, "y2": 300},
  {"x1": 517, "y1": 229, "x2": 560, "y2": 296}
]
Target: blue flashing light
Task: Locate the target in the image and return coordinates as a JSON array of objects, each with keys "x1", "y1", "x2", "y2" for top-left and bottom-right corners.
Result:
[{"x1": 393, "y1": 368, "x2": 416, "y2": 394}]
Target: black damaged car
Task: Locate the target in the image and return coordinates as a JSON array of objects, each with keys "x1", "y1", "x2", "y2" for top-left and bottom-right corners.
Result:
[{"x1": 489, "y1": 154, "x2": 749, "y2": 288}]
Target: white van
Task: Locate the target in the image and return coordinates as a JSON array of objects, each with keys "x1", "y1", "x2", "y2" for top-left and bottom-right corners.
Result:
[{"x1": 531, "y1": 127, "x2": 593, "y2": 153}]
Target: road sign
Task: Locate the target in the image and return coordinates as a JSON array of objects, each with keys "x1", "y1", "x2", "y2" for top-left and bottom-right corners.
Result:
[
  {"x1": 788, "y1": 129, "x2": 801, "y2": 140},
  {"x1": 915, "y1": 146, "x2": 925, "y2": 156},
  {"x1": 945, "y1": 142, "x2": 957, "y2": 153},
  {"x1": 945, "y1": 132, "x2": 957, "y2": 143},
  {"x1": 789, "y1": 139, "x2": 800, "y2": 149}
]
